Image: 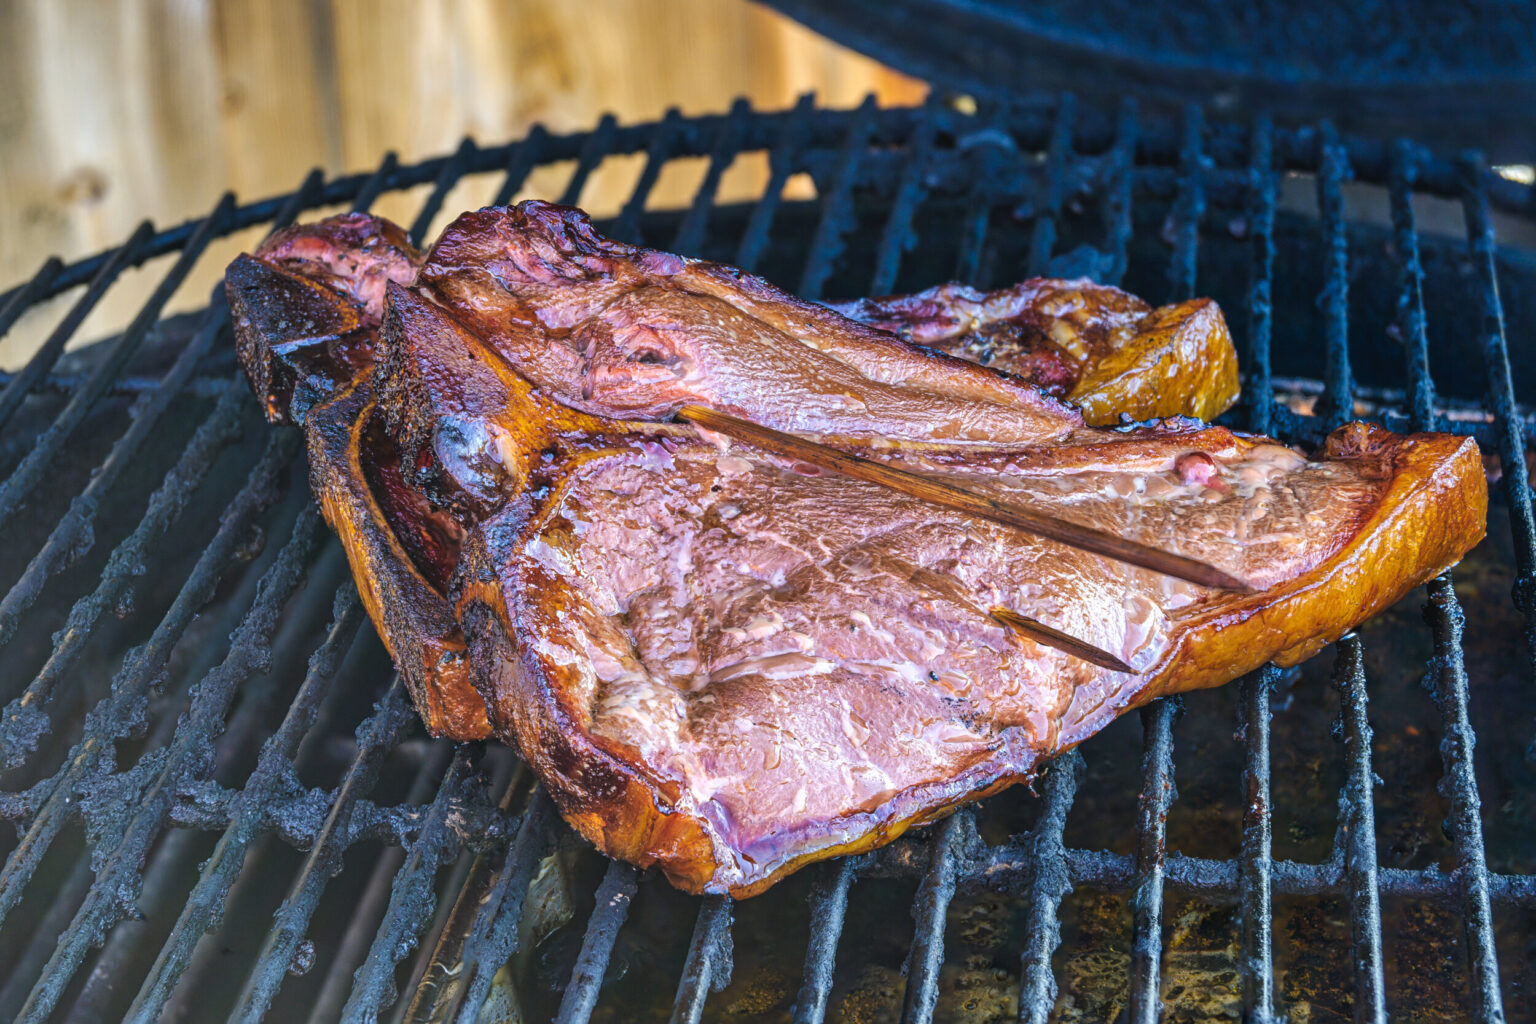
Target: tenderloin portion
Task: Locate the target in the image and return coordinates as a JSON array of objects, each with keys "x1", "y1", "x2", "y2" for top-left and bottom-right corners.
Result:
[
  {"x1": 417, "y1": 203, "x2": 1088, "y2": 444},
  {"x1": 455, "y1": 418, "x2": 1484, "y2": 895},
  {"x1": 832, "y1": 280, "x2": 1240, "y2": 424}
]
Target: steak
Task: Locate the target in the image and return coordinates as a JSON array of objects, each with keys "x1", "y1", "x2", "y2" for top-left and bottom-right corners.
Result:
[
  {"x1": 227, "y1": 202, "x2": 1488, "y2": 896},
  {"x1": 454, "y1": 411, "x2": 1481, "y2": 896}
]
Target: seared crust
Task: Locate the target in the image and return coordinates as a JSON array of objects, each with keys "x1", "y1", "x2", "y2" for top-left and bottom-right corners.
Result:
[
  {"x1": 228, "y1": 214, "x2": 422, "y2": 426},
  {"x1": 226, "y1": 254, "x2": 365, "y2": 425},
  {"x1": 306, "y1": 375, "x2": 491, "y2": 740}
]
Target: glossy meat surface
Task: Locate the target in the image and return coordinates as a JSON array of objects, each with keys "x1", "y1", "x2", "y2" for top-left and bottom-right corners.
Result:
[
  {"x1": 832, "y1": 280, "x2": 1241, "y2": 423},
  {"x1": 456, "y1": 416, "x2": 1483, "y2": 895}
]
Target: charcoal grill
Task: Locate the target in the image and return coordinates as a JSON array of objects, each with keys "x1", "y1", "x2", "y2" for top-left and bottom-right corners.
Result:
[{"x1": 0, "y1": 91, "x2": 1534, "y2": 1024}]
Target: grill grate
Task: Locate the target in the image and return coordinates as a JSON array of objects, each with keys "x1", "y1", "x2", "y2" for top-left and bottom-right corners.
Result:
[{"x1": 0, "y1": 95, "x2": 1532, "y2": 1023}]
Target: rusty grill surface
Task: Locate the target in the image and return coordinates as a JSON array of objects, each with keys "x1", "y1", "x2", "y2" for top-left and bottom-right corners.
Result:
[{"x1": 0, "y1": 96, "x2": 1532, "y2": 1023}]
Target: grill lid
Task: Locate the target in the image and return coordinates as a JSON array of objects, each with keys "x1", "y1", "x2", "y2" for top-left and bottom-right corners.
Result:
[{"x1": 760, "y1": 0, "x2": 1536, "y2": 160}]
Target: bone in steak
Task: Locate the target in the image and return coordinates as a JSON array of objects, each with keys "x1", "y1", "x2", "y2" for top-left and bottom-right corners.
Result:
[{"x1": 228, "y1": 202, "x2": 1487, "y2": 896}]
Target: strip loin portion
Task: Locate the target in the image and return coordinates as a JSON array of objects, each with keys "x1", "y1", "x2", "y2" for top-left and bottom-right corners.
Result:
[{"x1": 455, "y1": 413, "x2": 1482, "y2": 895}]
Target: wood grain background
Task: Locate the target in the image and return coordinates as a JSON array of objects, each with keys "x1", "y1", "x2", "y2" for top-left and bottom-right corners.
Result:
[{"x1": 0, "y1": 0, "x2": 924, "y2": 364}]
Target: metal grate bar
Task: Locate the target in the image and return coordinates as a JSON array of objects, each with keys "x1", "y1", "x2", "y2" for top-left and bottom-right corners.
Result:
[
  {"x1": 123, "y1": 586, "x2": 364, "y2": 1021},
  {"x1": 1388, "y1": 141, "x2": 1439, "y2": 432},
  {"x1": 1127, "y1": 699, "x2": 1179, "y2": 1022},
  {"x1": 1018, "y1": 749, "x2": 1083, "y2": 1024},
  {"x1": 8, "y1": 103, "x2": 1536, "y2": 316},
  {"x1": 1316, "y1": 122, "x2": 1355, "y2": 431},
  {"x1": 390, "y1": 754, "x2": 521, "y2": 1023},
  {"x1": 0, "y1": 859, "x2": 90, "y2": 1021},
  {"x1": 389, "y1": 772, "x2": 532, "y2": 1023},
  {"x1": 799, "y1": 94, "x2": 879, "y2": 300},
  {"x1": 58, "y1": 537, "x2": 343, "y2": 1021},
  {"x1": 0, "y1": 165, "x2": 320, "y2": 657},
  {"x1": 301, "y1": 741, "x2": 457, "y2": 1023},
  {"x1": 339, "y1": 746, "x2": 478, "y2": 1021},
  {"x1": 0, "y1": 393, "x2": 268, "y2": 754},
  {"x1": 867, "y1": 97, "x2": 940, "y2": 297},
  {"x1": 735, "y1": 92, "x2": 817, "y2": 274},
  {"x1": 0, "y1": 227, "x2": 152, "y2": 433},
  {"x1": 669, "y1": 894, "x2": 734, "y2": 1024},
  {"x1": 1331, "y1": 636, "x2": 1388, "y2": 1023},
  {"x1": 13, "y1": 505, "x2": 324, "y2": 1023},
  {"x1": 1238, "y1": 666, "x2": 1278, "y2": 1023},
  {"x1": 447, "y1": 790, "x2": 555, "y2": 1022},
  {"x1": 611, "y1": 108, "x2": 685, "y2": 244},
  {"x1": 0, "y1": 256, "x2": 63, "y2": 347},
  {"x1": 352, "y1": 153, "x2": 402, "y2": 215},
  {"x1": 0, "y1": 429, "x2": 300, "y2": 923},
  {"x1": 0, "y1": 343, "x2": 236, "y2": 650},
  {"x1": 791, "y1": 857, "x2": 859, "y2": 1024},
  {"x1": 1245, "y1": 116, "x2": 1278, "y2": 434},
  {"x1": 0, "y1": 164, "x2": 323, "y2": 744},
  {"x1": 956, "y1": 839, "x2": 1536, "y2": 905},
  {"x1": 1422, "y1": 576, "x2": 1506, "y2": 1022},
  {"x1": 229, "y1": 673, "x2": 418, "y2": 1022},
  {"x1": 1167, "y1": 104, "x2": 1205, "y2": 302},
  {"x1": 492, "y1": 124, "x2": 551, "y2": 208},
  {"x1": 1099, "y1": 98, "x2": 1138, "y2": 288},
  {"x1": 1027, "y1": 94, "x2": 1076, "y2": 276},
  {"x1": 553, "y1": 860, "x2": 639, "y2": 1024},
  {"x1": 952, "y1": 102, "x2": 1013, "y2": 286},
  {"x1": 410, "y1": 137, "x2": 480, "y2": 247},
  {"x1": 899, "y1": 810, "x2": 966, "y2": 1024},
  {"x1": 0, "y1": 193, "x2": 235, "y2": 533},
  {"x1": 1456, "y1": 153, "x2": 1536, "y2": 668},
  {"x1": 559, "y1": 113, "x2": 620, "y2": 209},
  {"x1": 672, "y1": 98, "x2": 754, "y2": 256},
  {"x1": 0, "y1": 362, "x2": 237, "y2": 653}
]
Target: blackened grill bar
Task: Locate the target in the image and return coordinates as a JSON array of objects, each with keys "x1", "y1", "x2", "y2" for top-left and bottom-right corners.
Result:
[
  {"x1": 0, "y1": 93, "x2": 1528, "y2": 1023},
  {"x1": 10, "y1": 99, "x2": 1536, "y2": 313}
]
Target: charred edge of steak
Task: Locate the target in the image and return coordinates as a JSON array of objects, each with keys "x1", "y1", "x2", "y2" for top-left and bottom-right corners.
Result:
[
  {"x1": 226, "y1": 253, "x2": 368, "y2": 425},
  {"x1": 229, "y1": 213, "x2": 425, "y2": 427},
  {"x1": 359, "y1": 415, "x2": 465, "y2": 594},
  {"x1": 305, "y1": 375, "x2": 488, "y2": 740}
]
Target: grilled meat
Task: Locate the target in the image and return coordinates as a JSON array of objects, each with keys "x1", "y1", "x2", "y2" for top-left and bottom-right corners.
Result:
[
  {"x1": 228, "y1": 202, "x2": 1487, "y2": 897},
  {"x1": 226, "y1": 214, "x2": 422, "y2": 425},
  {"x1": 455, "y1": 410, "x2": 1481, "y2": 896}
]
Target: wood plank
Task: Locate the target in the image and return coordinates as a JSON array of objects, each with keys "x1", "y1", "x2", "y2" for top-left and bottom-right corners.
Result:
[{"x1": 1, "y1": 0, "x2": 925, "y2": 367}]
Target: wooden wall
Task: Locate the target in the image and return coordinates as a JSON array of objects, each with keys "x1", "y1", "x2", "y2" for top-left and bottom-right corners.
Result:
[{"x1": 0, "y1": 0, "x2": 924, "y2": 364}]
